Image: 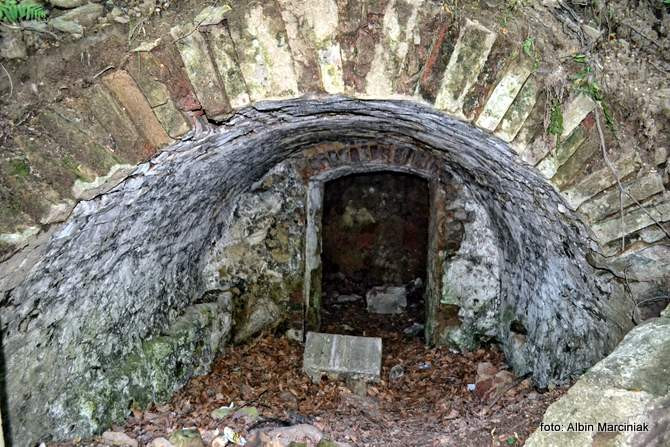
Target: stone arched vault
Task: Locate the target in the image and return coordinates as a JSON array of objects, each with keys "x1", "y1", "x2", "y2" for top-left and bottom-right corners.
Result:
[
  {"x1": 1, "y1": 0, "x2": 668, "y2": 444},
  {"x1": 2, "y1": 97, "x2": 634, "y2": 444}
]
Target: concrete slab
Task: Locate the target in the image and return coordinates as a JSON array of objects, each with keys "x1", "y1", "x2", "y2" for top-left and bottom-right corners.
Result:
[
  {"x1": 303, "y1": 332, "x2": 382, "y2": 383},
  {"x1": 366, "y1": 286, "x2": 407, "y2": 314}
]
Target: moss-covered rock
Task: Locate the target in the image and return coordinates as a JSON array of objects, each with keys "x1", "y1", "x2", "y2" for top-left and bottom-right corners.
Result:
[
  {"x1": 169, "y1": 428, "x2": 205, "y2": 447},
  {"x1": 66, "y1": 300, "x2": 232, "y2": 437}
]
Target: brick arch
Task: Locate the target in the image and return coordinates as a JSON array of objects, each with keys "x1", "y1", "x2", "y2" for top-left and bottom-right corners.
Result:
[
  {"x1": 296, "y1": 144, "x2": 447, "y2": 342},
  {"x1": 3, "y1": 1, "x2": 665, "y2": 265}
]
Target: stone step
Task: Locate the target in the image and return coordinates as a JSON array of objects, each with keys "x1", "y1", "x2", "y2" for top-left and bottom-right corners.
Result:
[
  {"x1": 550, "y1": 135, "x2": 599, "y2": 190},
  {"x1": 101, "y1": 70, "x2": 172, "y2": 150},
  {"x1": 278, "y1": 0, "x2": 343, "y2": 94},
  {"x1": 363, "y1": 0, "x2": 424, "y2": 97},
  {"x1": 224, "y1": 0, "x2": 300, "y2": 102},
  {"x1": 434, "y1": 19, "x2": 497, "y2": 118},
  {"x1": 510, "y1": 90, "x2": 546, "y2": 157},
  {"x1": 579, "y1": 172, "x2": 665, "y2": 222},
  {"x1": 560, "y1": 94, "x2": 596, "y2": 139},
  {"x1": 475, "y1": 57, "x2": 533, "y2": 132},
  {"x1": 494, "y1": 77, "x2": 538, "y2": 142},
  {"x1": 207, "y1": 26, "x2": 252, "y2": 109},
  {"x1": 591, "y1": 198, "x2": 670, "y2": 244},
  {"x1": 303, "y1": 332, "x2": 382, "y2": 384},
  {"x1": 84, "y1": 84, "x2": 147, "y2": 161},
  {"x1": 536, "y1": 123, "x2": 590, "y2": 179},
  {"x1": 171, "y1": 24, "x2": 230, "y2": 118},
  {"x1": 514, "y1": 95, "x2": 597, "y2": 167},
  {"x1": 414, "y1": 16, "x2": 459, "y2": 104},
  {"x1": 562, "y1": 152, "x2": 641, "y2": 209},
  {"x1": 461, "y1": 35, "x2": 515, "y2": 122}
]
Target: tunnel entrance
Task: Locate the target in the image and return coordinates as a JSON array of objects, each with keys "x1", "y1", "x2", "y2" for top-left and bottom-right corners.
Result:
[{"x1": 320, "y1": 172, "x2": 429, "y2": 338}]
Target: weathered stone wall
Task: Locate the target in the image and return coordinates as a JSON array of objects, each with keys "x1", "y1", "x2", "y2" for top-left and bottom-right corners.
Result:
[
  {"x1": 437, "y1": 180, "x2": 502, "y2": 349},
  {"x1": 527, "y1": 303, "x2": 670, "y2": 447},
  {"x1": 201, "y1": 161, "x2": 307, "y2": 342},
  {"x1": 0, "y1": 98, "x2": 635, "y2": 444}
]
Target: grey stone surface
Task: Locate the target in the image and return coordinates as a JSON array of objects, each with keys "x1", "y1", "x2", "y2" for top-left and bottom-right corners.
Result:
[
  {"x1": 50, "y1": 3, "x2": 104, "y2": 32},
  {"x1": 526, "y1": 314, "x2": 670, "y2": 447},
  {"x1": 365, "y1": 286, "x2": 407, "y2": 314},
  {"x1": 201, "y1": 161, "x2": 306, "y2": 343},
  {"x1": 439, "y1": 185, "x2": 501, "y2": 349},
  {"x1": 0, "y1": 97, "x2": 632, "y2": 444},
  {"x1": 0, "y1": 30, "x2": 27, "y2": 59},
  {"x1": 303, "y1": 332, "x2": 382, "y2": 383},
  {"x1": 48, "y1": 0, "x2": 87, "y2": 8}
]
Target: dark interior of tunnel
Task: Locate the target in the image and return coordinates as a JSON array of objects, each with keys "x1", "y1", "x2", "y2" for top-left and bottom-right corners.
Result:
[{"x1": 320, "y1": 172, "x2": 429, "y2": 339}]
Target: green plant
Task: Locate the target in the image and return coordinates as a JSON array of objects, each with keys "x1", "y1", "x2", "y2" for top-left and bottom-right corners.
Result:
[
  {"x1": 570, "y1": 53, "x2": 616, "y2": 132},
  {"x1": 572, "y1": 53, "x2": 588, "y2": 64},
  {"x1": 522, "y1": 37, "x2": 534, "y2": 58},
  {"x1": 506, "y1": 0, "x2": 528, "y2": 10},
  {"x1": 548, "y1": 102, "x2": 564, "y2": 136},
  {"x1": 0, "y1": 0, "x2": 47, "y2": 23},
  {"x1": 522, "y1": 37, "x2": 541, "y2": 70}
]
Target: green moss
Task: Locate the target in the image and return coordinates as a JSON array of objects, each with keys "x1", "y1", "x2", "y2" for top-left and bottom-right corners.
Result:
[
  {"x1": 548, "y1": 102, "x2": 564, "y2": 136},
  {"x1": 10, "y1": 159, "x2": 29, "y2": 177},
  {"x1": 501, "y1": 305, "x2": 516, "y2": 327},
  {"x1": 446, "y1": 27, "x2": 491, "y2": 100},
  {"x1": 62, "y1": 156, "x2": 91, "y2": 182},
  {"x1": 61, "y1": 303, "x2": 230, "y2": 436}
]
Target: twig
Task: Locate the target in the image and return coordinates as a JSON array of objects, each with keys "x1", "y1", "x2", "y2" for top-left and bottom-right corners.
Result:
[
  {"x1": 622, "y1": 267, "x2": 640, "y2": 325},
  {"x1": 128, "y1": 17, "x2": 147, "y2": 47},
  {"x1": 172, "y1": 15, "x2": 210, "y2": 43},
  {"x1": 0, "y1": 22, "x2": 60, "y2": 40},
  {"x1": 0, "y1": 63, "x2": 13, "y2": 100},
  {"x1": 92, "y1": 65, "x2": 115, "y2": 80},
  {"x1": 622, "y1": 22, "x2": 661, "y2": 49},
  {"x1": 647, "y1": 60, "x2": 669, "y2": 76},
  {"x1": 635, "y1": 295, "x2": 670, "y2": 308},
  {"x1": 593, "y1": 108, "x2": 670, "y2": 245},
  {"x1": 486, "y1": 372, "x2": 531, "y2": 409}
]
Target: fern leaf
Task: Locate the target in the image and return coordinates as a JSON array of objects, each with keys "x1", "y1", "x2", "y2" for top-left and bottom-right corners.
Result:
[{"x1": 0, "y1": 0, "x2": 47, "y2": 23}]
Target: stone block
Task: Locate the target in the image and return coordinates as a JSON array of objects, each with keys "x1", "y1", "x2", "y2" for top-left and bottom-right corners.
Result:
[
  {"x1": 578, "y1": 172, "x2": 664, "y2": 222},
  {"x1": 434, "y1": 19, "x2": 497, "y2": 117},
  {"x1": 125, "y1": 52, "x2": 191, "y2": 138},
  {"x1": 366, "y1": 286, "x2": 407, "y2": 314},
  {"x1": 85, "y1": 84, "x2": 146, "y2": 160},
  {"x1": 536, "y1": 125, "x2": 588, "y2": 178},
  {"x1": 225, "y1": 0, "x2": 299, "y2": 101},
  {"x1": 101, "y1": 70, "x2": 171, "y2": 150},
  {"x1": 592, "y1": 200, "x2": 670, "y2": 244},
  {"x1": 550, "y1": 136, "x2": 599, "y2": 190},
  {"x1": 476, "y1": 59, "x2": 532, "y2": 132},
  {"x1": 277, "y1": 0, "x2": 342, "y2": 94},
  {"x1": 303, "y1": 332, "x2": 382, "y2": 383},
  {"x1": 171, "y1": 26, "x2": 230, "y2": 117},
  {"x1": 495, "y1": 77, "x2": 538, "y2": 142},
  {"x1": 415, "y1": 18, "x2": 459, "y2": 103},
  {"x1": 562, "y1": 152, "x2": 641, "y2": 209},
  {"x1": 560, "y1": 94, "x2": 596, "y2": 139},
  {"x1": 363, "y1": 0, "x2": 424, "y2": 97},
  {"x1": 208, "y1": 26, "x2": 251, "y2": 109}
]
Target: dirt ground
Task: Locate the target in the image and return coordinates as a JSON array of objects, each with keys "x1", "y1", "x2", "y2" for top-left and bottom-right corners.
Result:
[{"x1": 50, "y1": 289, "x2": 569, "y2": 447}]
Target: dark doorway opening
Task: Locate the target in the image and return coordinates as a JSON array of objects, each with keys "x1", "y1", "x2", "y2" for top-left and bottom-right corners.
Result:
[{"x1": 319, "y1": 172, "x2": 430, "y2": 339}]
